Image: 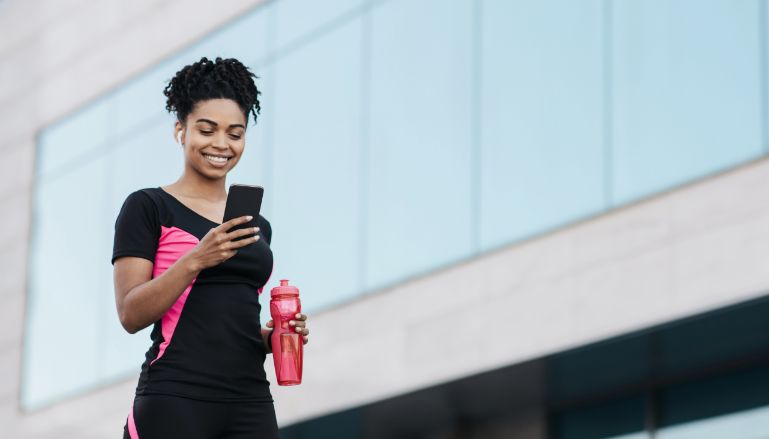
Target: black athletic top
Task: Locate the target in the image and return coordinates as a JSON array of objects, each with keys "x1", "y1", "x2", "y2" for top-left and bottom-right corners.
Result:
[{"x1": 111, "y1": 187, "x2": 274, "y2": 402}]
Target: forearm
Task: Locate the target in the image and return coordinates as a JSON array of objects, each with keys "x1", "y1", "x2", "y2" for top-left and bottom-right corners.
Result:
[{"x1": 120, "y1": 254, "x2": 201, "y2": 333}]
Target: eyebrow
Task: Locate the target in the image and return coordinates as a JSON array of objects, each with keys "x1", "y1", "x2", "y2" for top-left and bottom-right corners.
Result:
[{"x1": 195, "y1": 118, "x2": 246, "y2": 130}]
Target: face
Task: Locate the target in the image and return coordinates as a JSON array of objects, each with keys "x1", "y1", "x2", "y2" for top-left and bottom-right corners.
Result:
[{"x1": 175, "y1": 98, "x2": 247, "y2": 180}]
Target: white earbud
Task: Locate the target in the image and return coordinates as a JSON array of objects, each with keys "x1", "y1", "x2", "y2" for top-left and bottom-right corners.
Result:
[{"x1": 176, "y1": 131, "x2": 183, "y2": 145}]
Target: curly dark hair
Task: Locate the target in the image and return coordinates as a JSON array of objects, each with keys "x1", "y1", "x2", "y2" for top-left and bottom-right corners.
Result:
[{"x1": 164, "y1": 56, "x2": 261, "y2": 126}]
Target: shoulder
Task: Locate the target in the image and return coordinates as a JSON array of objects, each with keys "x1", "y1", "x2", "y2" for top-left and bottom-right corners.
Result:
[
  {"x1": 116, "y1": 188, "x2": 162, "y2": 221},
  {"x1": 124, "y1": 187, "x2": 171, "y2": 209},
  {"x1": 122, "y1": 187, "x2": 156, "y2": 202},
  {"x1": 132, "y1": 187, "x2": 164, "y2": 204}
]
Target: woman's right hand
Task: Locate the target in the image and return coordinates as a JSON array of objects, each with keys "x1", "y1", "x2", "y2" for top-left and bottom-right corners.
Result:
[{"x1": 184, "y1": 215, "x2": 260, "y2": 272}]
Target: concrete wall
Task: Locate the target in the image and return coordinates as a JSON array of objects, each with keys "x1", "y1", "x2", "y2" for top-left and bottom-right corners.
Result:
[{"x1": 2, "y1": 0, "x2": 768, "y2": 436}]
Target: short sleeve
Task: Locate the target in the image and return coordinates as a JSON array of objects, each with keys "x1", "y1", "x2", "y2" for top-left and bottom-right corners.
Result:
[
  {"x1": 111, "y1": 190, "x2": 160, "y2": 265},
  {"x1": 259, "y1": 215, "x2": 272, "y2": 245}
]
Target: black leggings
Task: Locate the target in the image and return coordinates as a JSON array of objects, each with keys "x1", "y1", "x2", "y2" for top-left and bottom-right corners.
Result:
[{"x1": 123, "y1": 394, "x2": 279, "y2": 438}]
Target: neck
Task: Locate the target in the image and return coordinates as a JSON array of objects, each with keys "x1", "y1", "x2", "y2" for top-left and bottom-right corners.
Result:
[{"x1": 172, "y1": 169, "x2": 228, "y2": 201}]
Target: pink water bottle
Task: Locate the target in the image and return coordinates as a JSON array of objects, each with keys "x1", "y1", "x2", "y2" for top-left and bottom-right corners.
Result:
[{"x1": 270, "y1": 279, "x2": 303, "y2": 386}]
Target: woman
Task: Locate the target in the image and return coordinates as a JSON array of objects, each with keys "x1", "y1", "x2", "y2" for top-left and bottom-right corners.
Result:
[{"x1": 112, "y1": 56, "x2": 309, "y2": 438}]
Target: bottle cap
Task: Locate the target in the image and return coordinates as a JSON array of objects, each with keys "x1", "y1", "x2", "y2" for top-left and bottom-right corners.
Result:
[{"x1": 271, "y1": 279, "x2": 299, "y2": 297}]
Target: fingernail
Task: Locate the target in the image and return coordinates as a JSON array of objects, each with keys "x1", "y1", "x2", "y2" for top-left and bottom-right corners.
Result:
[
  {"x1": 246, "y1": 215, "x2": 253, "y2": 220},
  {"x1": 289, "y1": 321, "x2": 295, "y2": 326},
  {"x1": 253, "y1": 227, "x2": 259, "y2": 232},
  {"x1": 295, "y1": 327, "x2": 302, "y2": 332},
  {"x1": 296, "y1": 313, "x2": 301, "y2": 318}
]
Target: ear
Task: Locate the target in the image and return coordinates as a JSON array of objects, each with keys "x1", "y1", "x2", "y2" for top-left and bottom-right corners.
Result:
[{"x1": 174, "y1": 122, "x2": 184, "y2": 145}]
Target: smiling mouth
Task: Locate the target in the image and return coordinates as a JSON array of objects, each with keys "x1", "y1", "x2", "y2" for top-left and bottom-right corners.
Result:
[{"x1": 202, "y1": 153, "x2": 232, "y2": 165}]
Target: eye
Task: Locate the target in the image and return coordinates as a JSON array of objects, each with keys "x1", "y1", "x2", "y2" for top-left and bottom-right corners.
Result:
[
  {"x1": 229, "y1": 134, "x2": 242, "y2": 140},
  {"x1": 200, "y1": 130, "x2": 214, "y2": 135}
]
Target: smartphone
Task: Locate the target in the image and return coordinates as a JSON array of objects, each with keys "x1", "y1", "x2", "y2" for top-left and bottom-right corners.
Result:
[{"x1": 223, "y1": 184, "x2": 264, "y2": 241}]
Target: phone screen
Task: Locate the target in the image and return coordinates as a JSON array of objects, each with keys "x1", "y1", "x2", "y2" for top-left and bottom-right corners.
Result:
[{"x1": 223, "y1": 184, "x2": 264, "y2": 240}]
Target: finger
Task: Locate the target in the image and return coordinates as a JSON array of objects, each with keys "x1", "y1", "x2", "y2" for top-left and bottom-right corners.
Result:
[
  {"x1": 266, "y1": 320, "x2": 273, "y2": 328},
  {"x1": 295, "y1": 313, "x2": 306, "y2": 321},
  {"x1": 229, "y1": 234, "x2": 260, "y2": 249},
  {"x1": 294, "y1": 327, "x2": 308, "y2": 335},
  {"x1": 226, "y1": 226, "x2": 260, "y2": 241},
  {"x1": 220, "y1": 215, "x2": 254, "y2": 231},
  {"x1": 303, "y1": 336, "x2": 309, "y2": 345}
]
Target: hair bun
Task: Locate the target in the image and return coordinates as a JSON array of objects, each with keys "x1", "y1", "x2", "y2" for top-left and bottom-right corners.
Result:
[{"x1": 164, "y1": 57, "x2": 261, "y2": 126}]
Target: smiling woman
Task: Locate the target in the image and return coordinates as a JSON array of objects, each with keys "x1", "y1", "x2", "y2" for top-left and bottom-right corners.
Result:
[
  {"x1": 177, "y1": 99, "x2": 246, "y2": 179},
  {"x1": 111, "y1": 57, "x2": 310, "y2": 439},
  {"x1": 164, "y1": 57, "x2": 257, "y2": 183}
]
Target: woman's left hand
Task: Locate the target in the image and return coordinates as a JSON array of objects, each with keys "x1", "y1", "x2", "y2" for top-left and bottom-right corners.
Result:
[
  {"x1": 290, "y1": 313, "x2": 310, "y2": 345},
  {"x1": 266, "y1": 313, "x2": 310, "y2": 345}
]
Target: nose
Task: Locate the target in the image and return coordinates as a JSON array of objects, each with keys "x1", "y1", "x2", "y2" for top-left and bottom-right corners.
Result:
[{"x1": 211, "y1": 132, "x2": 229, "y2": 149}]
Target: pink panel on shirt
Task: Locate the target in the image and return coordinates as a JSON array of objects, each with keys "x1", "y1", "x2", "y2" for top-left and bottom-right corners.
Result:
[
  {"x1": 127, "y1": 399, "x2": 139, "y2": 438},
  {"x1": 150, "y1": 226, "x2": 199, "y2": 365}
]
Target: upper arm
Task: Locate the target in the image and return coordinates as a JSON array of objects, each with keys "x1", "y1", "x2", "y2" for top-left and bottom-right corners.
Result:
[
  {"x1": 113, "y1": 256, "x2": 153, "y2": 309},
  {"x1": 111, "y1": 190, "x2": 160, "y2": 265},
  {"x1": 111, "y1": 190, "x2": 160, "y2": 320}
]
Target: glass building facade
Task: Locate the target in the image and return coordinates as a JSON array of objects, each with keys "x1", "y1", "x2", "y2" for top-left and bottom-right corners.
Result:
[{"x1": 22, "y1": 0, "x2": 769, "y2": 436}]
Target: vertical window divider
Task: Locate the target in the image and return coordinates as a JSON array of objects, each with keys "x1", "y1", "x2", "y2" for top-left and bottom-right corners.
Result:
[
  {"x1": 357, "y1": 0, "x2": 372, "y2": 294},
  {"x1": 603, "y1": 0, "x2": 614, "y2": 209},
  {"x1": 471, "y1": 0, "x2": 483, "y2": 255},
  {"x1": 759, "y1": 0, "x2": 769, "y2": 154},
  {"x1": 263, "y1": 5, "x2": 277, "y2": 217}
]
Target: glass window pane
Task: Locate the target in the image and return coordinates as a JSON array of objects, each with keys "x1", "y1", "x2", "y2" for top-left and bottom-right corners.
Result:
[
  {"x1": 23, "y1": 156, "x2": 111, "y2": 410},
  {"x1": 552, "y1": 395, "x2": 648, "y2": 439},
  {"x1": 657, "y1": 405, "x2": 769, "y2": 439},
  {"x1": 268, "y1": 16, "x2": 363, "y2": 312},
  {"x1": 181, "y1": 3, "x2": 271, "y2": 65},
  {"x1": 366, "y1": 0, "x2": 474, "y2": 290},
  {"x1": 611, "y1": 0, "x2": 762, "y2": 204},
  {"x1": 274, "y1": 0, "x2": 362, "y2": 50},
  {"x1": 656, "y1": 298, "x2": 769, "y2": 377},
  {"x1": 108, "y1": 118, "x2": 182, "y2": 204},
  {"x1": 112, "y1": 63, "x2": 180, "y2": 136},
  {"x1": 37, "y1": 96, "x2": 112, "y2": 179},
  {"x1": 480, "y1": 0, "x2": 605, "y2": 250},
  {"x1": 549, "y1": 336, "x2": 650, "y2": 404},
  {"x1": 657, "y1": 364, "x2": 769, "y2": 437}
]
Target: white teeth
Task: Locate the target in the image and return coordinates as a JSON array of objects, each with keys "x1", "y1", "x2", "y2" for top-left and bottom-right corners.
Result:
[{"x1": 203, "y1": 154, "x2": 229, "y2": 163}]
